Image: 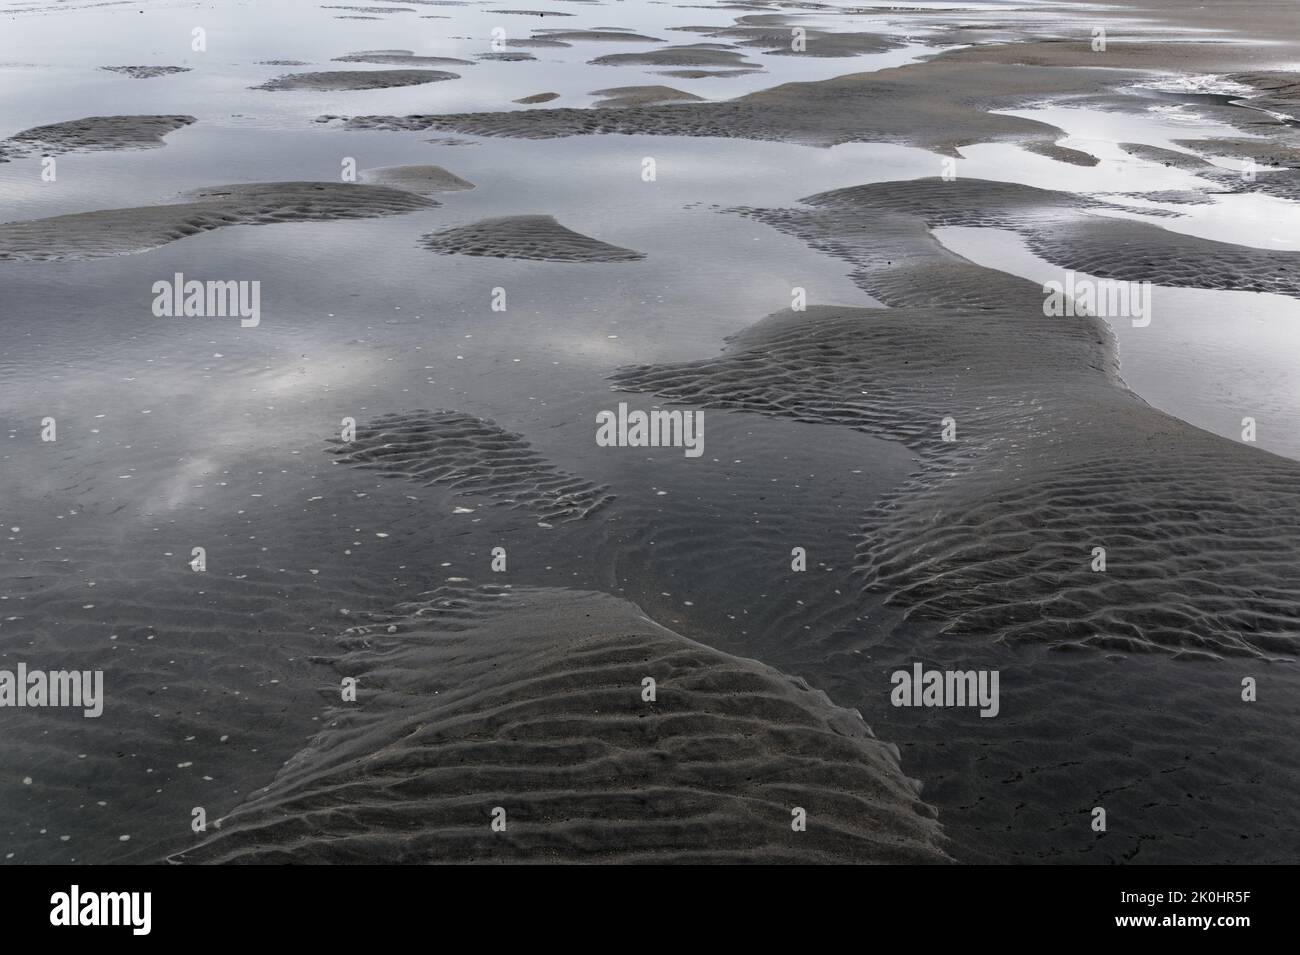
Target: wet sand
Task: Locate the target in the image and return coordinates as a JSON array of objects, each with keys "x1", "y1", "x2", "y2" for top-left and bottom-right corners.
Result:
[{"x1": 2, "y1": 0, "x2": 1300, "y2": 866}]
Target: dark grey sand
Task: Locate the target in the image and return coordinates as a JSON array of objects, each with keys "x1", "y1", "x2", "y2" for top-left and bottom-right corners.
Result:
[
  {"x1": 254, "y1": 69, "x2": 459, "y2": 91},
  {"x1": 656, "y1": 67, "x2": 763, "y2": 78},
  {"x1": 537, "y1": 29, "x2": 663, "y2": 42},
  {"x1": 514, "y1": 91, "x2": 561, "y2": 103},
  {"x1": 589, "y1": 44, "x2": 757, "y2": 68},
  {"x1": 590, "y1": 84, "x2": 703, "y2": 107},
  {"x1": 4, "y1": 115, "x2": 194, "y2": 156},
  {"x1": 100, "y1": 65, "x2": 192, "y2": 79},
  {"x1": 321, "y1": 4, "x2": 416, "y2": 11},
  {"x1": 603, "y1": 169, "x2": 1300, "y2": 857},
  {"x1": 327, "y1": 411, "x2": 612, "y2": 523},
  {"x1": 0, "y1": 182, "x2": 434, "y2": 261},
  {"x1": 337, "y1": 60, "x2": 1119, "y2": 162},
  {"x1": 790, "y1": 178, "x2": 1300, "y2": 297},
  {"x1": 9, "y1": 0, "x2": 1300, "y2": 868},
  {"x1": 332, "y1": 50, "x2": 475, "y2": 66},
  {"x1": 419, "y1": 214, "x2": 645, "y2": 262},
  {"x1": 360, "y1": 163, "x2": 475, "y2": 193},
  {"x1": 173, "y1": 586, "x2": 949, "y2": 864},
  {"x1": 476, "y1": 51, "x2": 537, "y2": 62},
  {"x1": 684, "y1": 14, "x2": 903, "y2": 57},
  {"x1": 506, "y1": 38, "x2": 572, "y2": 49}
]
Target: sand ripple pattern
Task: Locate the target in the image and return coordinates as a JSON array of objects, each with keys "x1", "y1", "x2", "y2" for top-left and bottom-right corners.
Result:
[
  {"x1": 805, "y1": 178, "x2": 1300, "y2": 299},
  {"x1": 326, "y1": 410, "x2": 614, "y2": 523},
  {"x1": 419, "y1": 214, "x2": 645, "y2": 262},
  {"x1": 336, "y1": 60, "x2": 1109, "y2": 160},
  {"x1": 613, "y1": 179, "x2": 1300, "y2": 658},
  {"x1": 173, "y1": 586, "x2": 950, "y2": 864},
  {"x1": 0, "y1": 114, "x2": 194, "y2": 161},
  {"x1": 254, "y1": 69, "x2": 459, "y2": 90},
  {"x1": 0, "y1": 181, "x2": 435, "y2": 261}
]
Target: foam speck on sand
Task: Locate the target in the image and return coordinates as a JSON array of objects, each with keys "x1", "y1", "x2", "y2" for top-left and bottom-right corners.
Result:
[
  {"x1": 611, "y1": 177, "x2": 1300, "y2": 659},
  {"x1": 420, "y1": 214, "x2": 645, "y2": 262},
  {"x1": 171, "y1": 586, "x2": 950, "y2": 864},
  {"x1": 361, "y1": 163, "x2": 475, "y2": 194},
  {"x1": 254, "y1": 69, "x2": 458, "y2": 90},
  {"x1": 327, "y1": 410, "x2": 614, "y2": 523},
  {"x1": 100, "y1": 65, "x2": 192, "y2": 79},
  {"x1": 0, "y1": 182, "x2": 434, "y2": 262}
]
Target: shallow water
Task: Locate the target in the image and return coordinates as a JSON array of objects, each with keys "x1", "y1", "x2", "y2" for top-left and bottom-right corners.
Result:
[{"x1": 935, "y1": 224, "x2": 1300, "y2": 461}]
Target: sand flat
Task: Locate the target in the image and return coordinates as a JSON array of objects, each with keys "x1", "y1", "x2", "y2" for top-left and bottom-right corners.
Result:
[
  {"x1": 0, "y1": 181, "x2": 435, "y2": 261},
  {"x1": 173, "y1": 586, "x2": 950, "y2": 864}
]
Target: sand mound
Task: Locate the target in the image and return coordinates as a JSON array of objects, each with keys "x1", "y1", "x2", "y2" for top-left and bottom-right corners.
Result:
[
  {"x1": 514, "y1": 91, "x2": 560, "y2": 104},
  {"x1": 506, "y1": 38, "x2": 571, "y2": 48},
  {"x1": 0, "y1": 181, "x2": 433, "y2": 262},
  {"x1": 589, "y1": 45, "x2": 755, "y2": 68},
  {"x1": 609, "y1": 177, "x2": 1300, "y2": 659},
  {"x1": 692, "y1": 14, "x2": 903, "y2": 58},
  {"x1": 489, "y1": 8, "x2": 576, "y2": 15},
  {"x1": 537, "y1": 29, "x2": 663, "y2": 42},
  {"x1": 476, "y1": 51, "x2": 536, "y2": 62},
  {"x1": 808, "y1": 177, "x2": 1300, "y2": 298},
  {"x1": 656, "y1": 68, "x2": 763, "y2": 78},
  {"x1": 337, "y1": 60, "x2": 1123, "y2": 157},
  {"x1": 100, "y1": 65, "x2": 192, "y2": 79},
  {"x1": 419, "y1": 214, "x2": 645, "y2": 262},
  {"x1": 1118, "y1": 142, "x2": 1210, "y2": 170},
  {"x1": 361, "y1": 163, "x2": 475, "y2": 193},
  {"x1": 591, "y1": 85, "x2": 703, "y2": 107},
  {"x1": 614, "y1": 300, "x2": 1300, "y2": 658},
  {"x1": 326, "y1": 410, "x2": 614, "y2": 523},
  {"x1": 4, "y1": 115, "x2": 195, "y2": 156},
  {"x1": 943, "y1": 38, "x2": 1294, "y2": 73},
  {"x1": 333, "y1": 50, "x2": 474, "y2": 66},
  {"x1": 254, "y1": 69, "x2": 458, "y2": 90},
  {"x1": 322, "y1": 4, "x2": 416, "y2": 11},
  {"x1": 171, "y1": 586, "x2": 949, "y2": 864},
  {"x1": 1032, "y1": 217, "x2": 1300, "y2": 296}
]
